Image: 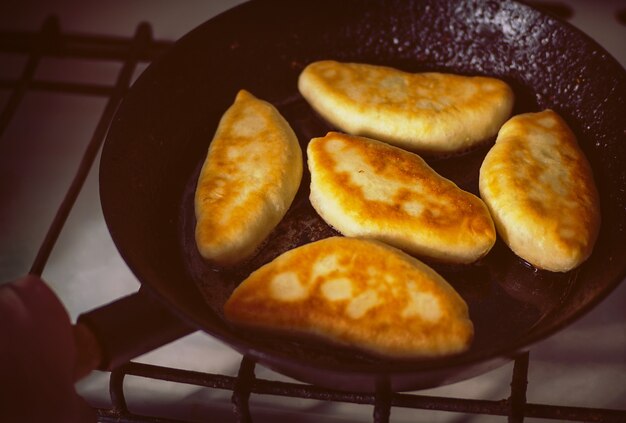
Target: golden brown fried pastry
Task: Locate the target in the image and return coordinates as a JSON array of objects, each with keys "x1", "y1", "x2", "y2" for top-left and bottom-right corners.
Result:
[
  {"x1": 479, "y1": 109, "x2": 600, "y2": 272},
  {"x1": 224, "y1": 237, "x2": 473, "y2": 358},
  {"x1": 298, "y1": 60, "x2": 514, "y2": 154},
  {"x1": 195, "y1": 90, "x2": 302, "y2": 266},
  {"x1": 307, "y1": 132, "x2": 496, "y2": 264}
]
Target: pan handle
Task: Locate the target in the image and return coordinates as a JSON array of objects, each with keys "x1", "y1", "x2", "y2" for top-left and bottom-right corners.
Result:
[{"x1": 74, "y1": 288, "x2": 195, "y2": 379}]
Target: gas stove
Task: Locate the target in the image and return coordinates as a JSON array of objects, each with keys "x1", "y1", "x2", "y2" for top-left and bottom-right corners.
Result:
[{"x1": 1, "y1": 1, "x2": 624, "y2": 421}]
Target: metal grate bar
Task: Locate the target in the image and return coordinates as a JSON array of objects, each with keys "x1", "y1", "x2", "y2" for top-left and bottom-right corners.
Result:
[
  {"x1": 232, "y1": 356, "x2": 256, "y2": 423},
  {"x1": 28, "y1": 21, "x2": 151, "y2": 276},
  {"x1": 508, "y1": 351, "x2": 529, "y2": 422},
  {"x1": 524, "y1": 403, "x2": 626, "y2": 422},
  {"x1": 97, "y1": 409, "x2": 187, "y2": 423},
  {"x1": 373, "y1": 380, "x2": 392, "y2": 423},
  {"x1": 103, "y1": 357, "x2": 626, "y2": 422},
  {"x1": 0, "y1": 17, "x2": 57, "y2": 138},
  {"x1": 0, "y1": 78, "x2": 115, "y2": 96},
  {"x1": 109, "y1": 364, "x2": 129, "y2": 415},
  {"x1": 0, "y1": 26, "x2": 172, "y2": 62}
]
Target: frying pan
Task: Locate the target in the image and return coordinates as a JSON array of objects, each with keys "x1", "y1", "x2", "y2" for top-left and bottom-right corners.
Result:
[{"x1": 94, "y1": 0, "x2": 626, "y2": 393}]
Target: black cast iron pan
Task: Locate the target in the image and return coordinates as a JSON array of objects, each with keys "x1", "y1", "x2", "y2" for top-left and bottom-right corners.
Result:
[{"x1": 93, "y1": 0, "x2": 626, "y2": 392}]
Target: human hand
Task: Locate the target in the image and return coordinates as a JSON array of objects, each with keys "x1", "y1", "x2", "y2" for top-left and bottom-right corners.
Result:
[{"x1": 0, "y1": 274, "x2": 96, "y2": 422}]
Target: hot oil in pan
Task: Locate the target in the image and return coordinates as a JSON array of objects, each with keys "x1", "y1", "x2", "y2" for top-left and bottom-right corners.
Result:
[{"x1": 179, "y1": 84, "x2": 582, "y2": 362}]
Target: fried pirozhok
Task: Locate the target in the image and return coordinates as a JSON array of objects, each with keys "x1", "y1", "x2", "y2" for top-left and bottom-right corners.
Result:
[
  {"x1": 298, "y1": 60, "x2": 514, "y2": 154},
  {"x1": 224, "y1": 237, "x2": 474, "y2": 358},
  {"x1": 307, "y1": 132, "x2": 496, "y2": 264},
  {"x1": 195, "y1": 90, "x2": 302, "y2": 266},
  {"x1": 479, "y1": 109, "x2": 600, "y2": 272}
]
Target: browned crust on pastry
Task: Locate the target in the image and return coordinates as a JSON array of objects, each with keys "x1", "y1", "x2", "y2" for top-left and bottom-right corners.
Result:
[
  {"x1": 479, "y1": 109, "x2": 600, "y2": 272},
  {"x1": 195, "y1": 90, "x2": 302, "y2": 265},
  {"x1": 224, "y1": 237, "x2": 473, "y2": 358},
  {"x1": 308, "y1": 132, "x2": 496, "y2": 263},
  {"x1": 298, "y1": 60, "x2": 514, "y2": 154}
]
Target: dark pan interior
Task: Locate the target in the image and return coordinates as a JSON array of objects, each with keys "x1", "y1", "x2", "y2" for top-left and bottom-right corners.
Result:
[{"x1": 100, "y1": 0, "x2": 626, "y2": 392}]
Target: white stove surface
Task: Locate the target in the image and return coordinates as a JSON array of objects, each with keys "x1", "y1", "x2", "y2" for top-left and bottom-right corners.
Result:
[{"x1": 1, "y1": 1, "x2": 624, "y2": 421}]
